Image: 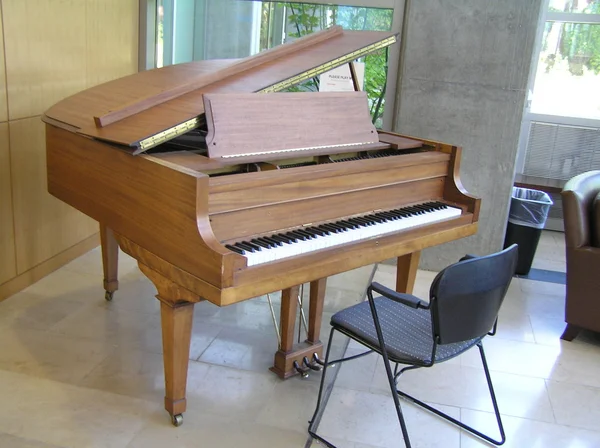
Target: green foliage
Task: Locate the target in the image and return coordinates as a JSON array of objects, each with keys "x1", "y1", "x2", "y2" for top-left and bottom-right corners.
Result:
[
  {"x1": 558, "y1": 0, "x2": 600, "y2": 74},
  {"x1": 273, "y1": 3, "x2": 393, "y2": 126}
]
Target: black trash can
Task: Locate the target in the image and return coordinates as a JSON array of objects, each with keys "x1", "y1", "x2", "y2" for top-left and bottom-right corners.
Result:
[{"x1": 503, "y1": 187, "x2": 554, "y2": 275}]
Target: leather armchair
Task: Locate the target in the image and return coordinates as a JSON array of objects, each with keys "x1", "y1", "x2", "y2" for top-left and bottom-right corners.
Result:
[{"x1": 561, "y1": 171, "x2": 600, "y2": 340}]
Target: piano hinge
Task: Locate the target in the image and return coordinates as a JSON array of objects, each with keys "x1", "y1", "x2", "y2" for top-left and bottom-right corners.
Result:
[
  {"x1": 260, "y1": 36, "x2": 397, "y2": 94},
  {"x1": 136, "y1": 117, "x2": 201, "y2": 153}
]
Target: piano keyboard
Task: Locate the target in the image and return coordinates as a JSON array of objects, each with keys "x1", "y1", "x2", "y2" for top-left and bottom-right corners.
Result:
[{"x1": 225, "y1": 202, "x2": 462, "y2": 267}]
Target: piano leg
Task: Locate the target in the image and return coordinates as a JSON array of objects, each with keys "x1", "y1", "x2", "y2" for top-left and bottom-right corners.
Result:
[
  {"x1": 271, "y1": 279, "x2": 326, "y2": 379},
  {"x1": 100, "y1": 224, "x2": 119, "y2": 301},
  {"x1": 396, "y1": 251, "x2": 421, "y2": 294},
  {"x1": 139, "y1": 263, "x2": 196, "y2": 427}
]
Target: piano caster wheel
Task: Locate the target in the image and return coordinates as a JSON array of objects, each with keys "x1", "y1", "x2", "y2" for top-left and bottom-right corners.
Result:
[
  {"x1": 104, "y1": 291, "x2": 114, "y2": 301},
  {"x1": 293, "y1": 360, "x2": 310, "y2": 378},
  {"x1": 303, "y1": 356, "x2": 321, "y2": 371},
  {"x1": 171, "y1": 414, "x2": 183, "y2": 427}
]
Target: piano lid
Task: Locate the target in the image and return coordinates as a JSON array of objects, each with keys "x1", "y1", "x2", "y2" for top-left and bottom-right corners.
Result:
[{"x1": 42, "y1": 26, "x2": 397, "y2": 152}]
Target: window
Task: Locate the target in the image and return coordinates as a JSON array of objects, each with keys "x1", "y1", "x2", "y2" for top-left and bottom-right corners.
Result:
[
  {"x1": 154, "y1": 0, "x2": 396, "y2": 127},
  {"x1": 517, "y1": 0, "x2": 600, "y2": 185}
]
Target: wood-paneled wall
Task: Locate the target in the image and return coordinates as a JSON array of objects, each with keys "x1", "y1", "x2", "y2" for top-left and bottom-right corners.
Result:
[{"x1": 0, "y1": 0, "x2": 139, "y2": 300}]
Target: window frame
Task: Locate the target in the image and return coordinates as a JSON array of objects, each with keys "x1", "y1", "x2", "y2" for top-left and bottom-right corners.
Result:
[
  {"x1": 138, "y1": 0, "x2": 407, "y2": 131},
  {"x1": 515, "y1": 0, "x2": 600, "y2": 177}
]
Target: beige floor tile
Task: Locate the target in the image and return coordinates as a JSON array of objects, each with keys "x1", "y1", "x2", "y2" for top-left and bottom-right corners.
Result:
[
  {"x1": 127, "y1": 409, "x2": 308, "y2": 448},
  {"x1": 79, "y1": 348, "x2": 209, "y2": 403},
  {"x1": 520, "y1": 278, "x2": 566, "y2": 301},
  {"x1": 460, "y1": 408, "x2": 600, "y2": 448},
  {"x1": 317, "y1": 387, "x2": 461, "y2": 448},
  {"x1": 494, "y1": 307, "x2": 536, "y2": 343},
  {"x1": 546, "y1": 380, "x2": 600, "y2": 432},
  {"x1": 0, "y1": 326, "x2": 113, "y2": 383},
  {"x1": 461, "y1": 336, "x2": 600, "y2": 389},
  {"x1": 256, "y1": 378, "x2": 321, "y2": 434},
  {"x1": 49, "y1": 302, "x2": 163, "y2": 354},
  {"x1": 18, "y1": 265, "x2": 100, "y2": 301},
  {"x1": 460, "y1": 337, "x2": 562, "y2": 378},
  {"x1": 197, "y1": 326, "x2": 280, "y2": 372},
  {"x1": 0, "y1": 369, "x2": 159, "y2": 448},
  {"x1": 0, "y1": 432, "x2": 63, "y2": 448},
  {"x1": 531, "y1": 257, "x2": 566, "y2": 272},
  {"x1": 322, "y1": 348, "x2": 379, "y2": 392},
  {"x1": 370, "y1": 361, "x2": 554, "y2": 423},
  {"x1": 0, "y1": 291, "x2": 90, "y2": 332},
  {"x1": 185, "y1": 364, "x2": 279, "y2": 416}
]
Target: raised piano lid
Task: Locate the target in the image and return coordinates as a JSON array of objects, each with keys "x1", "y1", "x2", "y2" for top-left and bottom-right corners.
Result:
[{"x1": 42, "y1": 27, "x2": 397, "y2": 152}]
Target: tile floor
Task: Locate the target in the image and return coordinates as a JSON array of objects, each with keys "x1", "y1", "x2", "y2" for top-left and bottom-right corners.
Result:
[{"x1": 0, "y1": 231, "x2": 599, "y2": 447}]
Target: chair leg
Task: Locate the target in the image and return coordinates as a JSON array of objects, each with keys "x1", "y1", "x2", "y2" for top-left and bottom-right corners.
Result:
[
  {"x1": 308, "y1": 328, "x2": 338, "y2": 448},
  {"x1": 396, "y1": 343, "x2": 505, "y2": 446},
  {"x1": 380, "y1": 345, "x2": 413, "y2": 447},
  {"x1": 560, "y1": 324, "x2": 581, "y2": 341}
]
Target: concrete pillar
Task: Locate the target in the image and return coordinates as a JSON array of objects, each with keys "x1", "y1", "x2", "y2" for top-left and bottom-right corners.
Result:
[{"x1": 394, "y1": 0, "x2": 543, "y2": 270}]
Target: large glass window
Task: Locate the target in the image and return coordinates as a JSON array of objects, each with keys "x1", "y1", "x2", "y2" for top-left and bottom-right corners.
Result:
[
  {"x1": 529, "y1": 1, "x2": 600, "y2": 120},
  {"x1": 516, "y1": 0, "x2": 600, "y2": 191},
  {"x1": 155, "y1": 1, "x2": 394, "y2": 126}
]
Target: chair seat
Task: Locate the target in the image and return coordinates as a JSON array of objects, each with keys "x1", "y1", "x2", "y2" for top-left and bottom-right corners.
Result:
[{"x1": 331, "y1": 297, "x2": 482, "y2": 365}]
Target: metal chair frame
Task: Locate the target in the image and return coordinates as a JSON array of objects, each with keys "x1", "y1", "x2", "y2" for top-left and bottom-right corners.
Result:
[{"x1": 308, "y1": 246, "x2": 518, "y2": 447}]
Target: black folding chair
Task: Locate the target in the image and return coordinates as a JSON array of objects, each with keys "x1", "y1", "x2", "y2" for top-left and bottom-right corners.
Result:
[{"x1": 308, "y1": 244, "x2": 518, "y2": 447}]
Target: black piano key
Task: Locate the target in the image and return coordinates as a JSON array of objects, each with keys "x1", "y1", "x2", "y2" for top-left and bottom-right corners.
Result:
[
  {"x1": 319, "y1": 224, "x2": 339, "y2": 233},
  {"x1": 338, "y1": 220, "x2": 358, "y2": 229},
  {"x1": 274, "y1": 233, "x2": 295, "y2": 243},
  {"x1": 287, "y1": 231, "x2": 307, "y2": 241},
  {"x1": 347, "y1": 218, "x2": 367, "y2": 227},
  {"x1": 321, "y1": 223, "x2": 342, "y2": 233},
  {"x1": 225, "y1": 244, "x2": 245, "y2": 255},
  {"x1": 235, "y1": 242, "x2": 256, "y2": 252},
  {"x1": 243, "y1": 241, "x2": 262, "y2": 251},
  {"x1": 263, "y1": 236, "x2": 283, "y2": 246},
  {"x1": 257, "y1": 237, "x2": 278, "y2": 247},
  {"x1": 296, "y1": 229, "x2": 315, "y2": 239},
  {"x1": 251, "y1": 239, "x2": 272, "y2": 249},
  {"x1": 305, "y1": 227, "x2": 325, "y2": 236}
]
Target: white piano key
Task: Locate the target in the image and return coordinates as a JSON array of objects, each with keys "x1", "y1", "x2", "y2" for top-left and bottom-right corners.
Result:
[{"x1": 238, "y1": 203, "x2": 462, "y2": 267}]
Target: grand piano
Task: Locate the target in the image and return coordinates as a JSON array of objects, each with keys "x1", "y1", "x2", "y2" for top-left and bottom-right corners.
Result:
[{"x1": 43, "y1": 26, "x2": 480, "y2": 427}]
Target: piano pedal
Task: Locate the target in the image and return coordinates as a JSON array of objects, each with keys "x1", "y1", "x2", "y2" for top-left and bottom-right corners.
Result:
[
  {"x1": 293, "y1": 360, "x2": 310, "y2": 378},
  {"x1": 312, "y1": 353, "x2": 325, "y2": 366},
  {"x1": 313, "y1": 352, "x2": 334, "y2": 369},
  {"x1": 303, "y1": 356, "x2": 322, "y2": 372}
]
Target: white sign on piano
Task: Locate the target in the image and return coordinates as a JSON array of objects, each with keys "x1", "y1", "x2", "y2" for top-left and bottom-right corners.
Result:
[{"x1": 319, "y1": 62, "x2": 365, "y2": 92}]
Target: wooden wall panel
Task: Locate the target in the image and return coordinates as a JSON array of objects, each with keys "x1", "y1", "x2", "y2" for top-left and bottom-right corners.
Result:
[
  {"x1": 0, "y1": 6, "x2": 8, "y2": 123},
  {"x1": 0, "y1": 123, "x2": 16, "y2": 284},
  {"x1": 3, "y1": 0, "x2": 87, "y2": 120},
  {"x1": 10, "y1": 118, "x2": 98, "y2": 273},
  {"x1": 86, "y1": 0, "x2": 139, "y2": 88}
]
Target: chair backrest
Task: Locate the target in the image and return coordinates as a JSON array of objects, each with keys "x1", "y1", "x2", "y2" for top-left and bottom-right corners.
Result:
[
  {"x1": 429, "y1": 244, "x2": 518, "y2": 345},
  {"x1": 562, "y1": 171, "x2": 600, "y2": 248}
]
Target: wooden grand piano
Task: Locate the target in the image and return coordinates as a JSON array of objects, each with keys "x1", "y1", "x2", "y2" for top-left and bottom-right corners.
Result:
[{"x1": 43, "y1": 27, "x2": 480, "y2": 427}]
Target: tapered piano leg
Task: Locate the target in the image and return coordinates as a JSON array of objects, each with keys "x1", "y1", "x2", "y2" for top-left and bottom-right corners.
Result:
[
  {"x1": 139, "y1": 263, "x2": 197, "y2": 427},
  {"x1": 271, "y1": 280, "x2": 325, "y2": 379},
  {"x1": 160, "y1": 300, "x2": 194, "y2": 425},
  {"x1": 396, "y1": 251, "x2": 421, "y2": 294},
  {"x1": 307, "y1": 278, "x2": 327, "y2": 344},
  {"x1": 100, "y1": 224, "x2": 119, "y2": 301}
]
